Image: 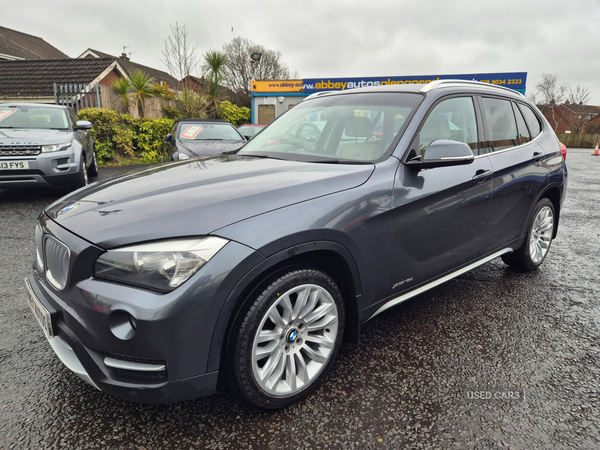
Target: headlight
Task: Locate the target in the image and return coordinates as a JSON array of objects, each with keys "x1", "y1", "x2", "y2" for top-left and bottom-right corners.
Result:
[
  {"x1": 42, "y1": 142, "x2": 72, "y2": 153},
  {"x1": 177, "y1": 153, "x2": 190, "y2": 160},
  {"x1": 93, "y1": 237, "x2": 229, "y2": 292}
]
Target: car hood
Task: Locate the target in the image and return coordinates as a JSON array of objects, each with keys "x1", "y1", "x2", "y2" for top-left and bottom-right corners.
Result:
[
  {"x1": 0, "y1": 128, "x2": 74, "y2": 145},
  {"x1": 177, "y1": 140, "x2": 245, "y2": 156},
  {"x1": 46, "y1": 155, "x2": 375, "y2": 248}
]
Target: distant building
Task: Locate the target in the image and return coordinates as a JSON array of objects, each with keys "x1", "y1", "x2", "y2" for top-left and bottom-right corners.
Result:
[
  {"x1": 0, "y1": 25, "x2": 69, "y2": 60},
  {"x1": 0, "y1": 58, "x2": 127, "y2": 103},
  {"x1": 78, "y1": 49, "x2": 178, "y2": 88},
  {"x1": 539, "y1": 103, "x2": 600, "y2": 134}
]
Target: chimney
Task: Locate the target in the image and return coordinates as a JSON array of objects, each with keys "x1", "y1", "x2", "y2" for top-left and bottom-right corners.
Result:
[{"x1": 121, "y1": 53, "x2": 129, "y2": 60}]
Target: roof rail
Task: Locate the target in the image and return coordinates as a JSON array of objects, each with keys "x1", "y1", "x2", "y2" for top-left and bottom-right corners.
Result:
[
  {"x1": 304, "y1": 90, "x2": 334, "y2": 101},
  {"x1": 421, "y1": 79, "x2": 523, "y2": 96}
]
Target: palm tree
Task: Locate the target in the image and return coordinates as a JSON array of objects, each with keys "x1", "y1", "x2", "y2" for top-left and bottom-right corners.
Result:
[
  {"x1": 110, "y1": 77, "x2": 131, "y2": 113},
  {"x1": 202, "y1": 50, "x2": 227, "y2": 119},
  {"x1": 128, "y1": 70, "x2": 156, "y2": 119}
]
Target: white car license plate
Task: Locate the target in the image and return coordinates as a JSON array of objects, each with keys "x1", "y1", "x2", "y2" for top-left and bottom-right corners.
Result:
[
  {"x1": 0, "y1": 161, "x2": 29, "y2": 170},
  {"x1": 25, "y1": 278, "x2": 54, "y2": 338}
]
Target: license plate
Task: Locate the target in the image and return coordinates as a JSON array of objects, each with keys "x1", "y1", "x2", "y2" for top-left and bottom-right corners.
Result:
[
  {"x1": 0, "y1": 161, "x2": 29, "y2": 170},
  {"x1": 24, "y1": 278, "x2": 54, "y2": 338}
]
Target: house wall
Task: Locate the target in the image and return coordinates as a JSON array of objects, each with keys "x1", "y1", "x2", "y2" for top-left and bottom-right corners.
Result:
[
  {"x1": 542, "y1": 105, "x2": 600, "y2": 133},
  {"x1": 98, "y1": 68, "x2": 122, "y2": 87}
]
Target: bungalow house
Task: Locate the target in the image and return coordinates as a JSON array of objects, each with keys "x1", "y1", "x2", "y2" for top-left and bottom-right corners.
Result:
[
  {"x1": 0, "y1": 58, "x2": 128, "y2": 104},
  {"x1": 78, "y1": 49, "x2": 178, "y2": 88}
]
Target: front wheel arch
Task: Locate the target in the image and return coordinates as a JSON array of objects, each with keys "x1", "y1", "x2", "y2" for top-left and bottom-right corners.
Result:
[
  {"x1": 227, "y1": 265, "x2": 345, "y2": 408},
  {"x1": 209, "y1": 243, "x2": 363, "y2": 378}
]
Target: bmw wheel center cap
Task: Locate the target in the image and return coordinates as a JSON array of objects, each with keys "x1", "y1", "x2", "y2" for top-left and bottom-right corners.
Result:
[{"x1": 286, "y1": 328, "x2": 299, "y2": 343}]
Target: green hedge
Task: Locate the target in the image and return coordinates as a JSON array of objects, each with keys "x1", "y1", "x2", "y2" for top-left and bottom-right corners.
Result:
[
  {"x1": 77, "y1": 108, "x2": 173, "y2": 164},
  {"x1": 219, "y1": 101, "x2": 251, "y2": 126}
]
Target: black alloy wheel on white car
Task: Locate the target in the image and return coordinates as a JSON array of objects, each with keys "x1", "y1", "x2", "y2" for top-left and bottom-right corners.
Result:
[
  {"x1": 502, "y1": 198, "x2": 555, "y2": 271},
  {"x1": 228, "y1": 266, "x2": 345, "y2": 409}
]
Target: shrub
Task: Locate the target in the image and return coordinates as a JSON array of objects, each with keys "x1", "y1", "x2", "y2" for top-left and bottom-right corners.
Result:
[
  {"x1": 219, "y1": 101, "x2": 251, "y2": 126},
  {"x1": 78, "y1": 108, "x2": 173, "y2": 164}
]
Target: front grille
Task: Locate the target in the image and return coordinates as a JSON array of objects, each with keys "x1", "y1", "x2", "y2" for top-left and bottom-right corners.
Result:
[
  {"x1": 114, "y1": 368, "x2": 167, "y2": 380},
  {"x1": 0, "y1": 145, "x2": 41, "y2": 156},
  {"x1": 0, "y1": 170, "x2": 44, "y2": 176},
  {"x1": 44, "y1": 236, "x2": 70, "y2": 290}
]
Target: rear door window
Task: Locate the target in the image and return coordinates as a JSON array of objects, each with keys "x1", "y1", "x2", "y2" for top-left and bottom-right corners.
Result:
[
  {"x1": 513, "y1": 102, "x2": 531, "y2": 144},
  {"x1": 481, "y1": 97, "x2": 519, "y2": 151},
  {"x1": 518, "y1": 104, "x2": 542, "y2": 138}
]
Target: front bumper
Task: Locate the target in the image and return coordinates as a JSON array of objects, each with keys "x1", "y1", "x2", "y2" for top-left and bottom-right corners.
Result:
[
  {"x1": 0, "y1": 148, "x2": 81, "y2": 188},
  {"x1": 24, "y1": 213, "x2": 261, "y2": 403}
]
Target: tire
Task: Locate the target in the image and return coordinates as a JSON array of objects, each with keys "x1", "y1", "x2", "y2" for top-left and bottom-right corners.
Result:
[
  {"x1": 502, "y1": 198, "x2": 555, "y2": 271},
  {"x1": 87, "y1": 148, "x2": 99, "y2": 178},
  {"x1": 72, "y1": 156, "x2": 89, "y2": 190},
  {"x1": 228, "y1": 266, "x2": 345, "y2": 409}
]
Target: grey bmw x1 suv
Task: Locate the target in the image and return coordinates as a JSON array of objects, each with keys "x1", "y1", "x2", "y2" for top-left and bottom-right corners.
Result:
[
  {"x1": 0, "y1": 103, "x2": 97, "y2": 190},
  {"x1": 25, "y1": 80, "x2": 567, "y2": 408}
]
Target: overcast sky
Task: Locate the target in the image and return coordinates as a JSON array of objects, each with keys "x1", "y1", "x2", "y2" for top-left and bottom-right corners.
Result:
[{"x1": 4, "y1": 0, "x2": 600, "y2": 103}]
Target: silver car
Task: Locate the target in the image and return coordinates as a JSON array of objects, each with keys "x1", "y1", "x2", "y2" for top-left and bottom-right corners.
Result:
[{"x1": 0, "y1": 103, "x2": 97, "y2": 190}]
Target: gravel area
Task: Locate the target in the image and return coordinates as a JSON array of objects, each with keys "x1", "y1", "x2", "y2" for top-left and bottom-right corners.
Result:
[{"x1": 1, "y1": 151, "x2": 598, "y2": 449}]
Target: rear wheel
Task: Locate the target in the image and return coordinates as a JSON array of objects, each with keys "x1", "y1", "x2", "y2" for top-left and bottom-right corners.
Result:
[
  {"x1": 228, "y1": 266, "x2": 345, "y2": 409},
  {"x1": 502, "y1": 198, "x2": 555, "y2": 270}
]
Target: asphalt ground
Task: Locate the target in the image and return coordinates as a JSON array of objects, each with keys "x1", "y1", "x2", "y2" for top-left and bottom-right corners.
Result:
[{"x1": 1, "y1": 150, "x2": 599, "y2": 449}]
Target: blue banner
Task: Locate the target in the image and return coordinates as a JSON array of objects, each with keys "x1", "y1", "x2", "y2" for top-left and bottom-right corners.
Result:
[{"x1": 302, "y1": 72, "x2": 527, "y2": 94}]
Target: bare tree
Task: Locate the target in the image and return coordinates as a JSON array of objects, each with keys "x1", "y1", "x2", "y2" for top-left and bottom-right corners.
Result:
[
  {"x1": 535, "y1": 74, "x2": 567, "y2": 106},
  {"x1": 563, "y1": 85, "x2": 597, "y2": 134},
  {"x1": 534, "y1": 74, "x2": 568, "y2": 131},
  {"x1": 222, "y1": 37, "x2": 292, "y2": 107},
  {"x1": 160, "y1": 22, "x2": 199, "y2": 90}
]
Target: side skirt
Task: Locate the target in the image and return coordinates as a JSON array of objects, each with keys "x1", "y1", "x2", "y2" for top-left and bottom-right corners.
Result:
[{"x1": 366, "y1": 248, "x2": 513, "y2": 322}]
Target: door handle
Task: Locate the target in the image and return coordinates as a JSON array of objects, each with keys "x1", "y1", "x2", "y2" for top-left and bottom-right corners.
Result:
[
  {"x1": 533, "y1": 152, "x2": 544, "y2": 161},
  {"x1": 472, "y1": 169, "x2": 493, "y2": 181}
]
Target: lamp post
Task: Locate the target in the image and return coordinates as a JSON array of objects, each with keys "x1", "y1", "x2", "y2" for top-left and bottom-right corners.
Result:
[{"x1": 250, "y1": 52, "x2": 262, "y2": 125}]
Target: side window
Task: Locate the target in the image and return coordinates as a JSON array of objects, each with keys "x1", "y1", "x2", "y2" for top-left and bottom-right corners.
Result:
[
  {"x1": 481, "y1": 97, "x2": 519, "y2": 151},
  {"x1": 419, "y1": 97, "x2": 479, "y2": 155},
  {"x1": 67, "y1": 109, "x2": 78, "y2": 128},
  {"x1": 513, "y1": 102, "x2": 531, "y2": 144},
  {"x1": 518, "y1": 104, "x2": 542, "y2": 138}
]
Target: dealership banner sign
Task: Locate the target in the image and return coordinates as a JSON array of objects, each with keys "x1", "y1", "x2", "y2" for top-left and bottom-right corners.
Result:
[
  {"x1": 252, "y1": 80, "x2": 304, "y2": 93},
  {"x1": 252, "y1": 73, "x2": 527, "y2": 94}
]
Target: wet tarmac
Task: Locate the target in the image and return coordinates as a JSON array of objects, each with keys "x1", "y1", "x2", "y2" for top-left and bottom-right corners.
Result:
[{"x1": 1, "y1": 150, "x2": 599, "y2": 449}]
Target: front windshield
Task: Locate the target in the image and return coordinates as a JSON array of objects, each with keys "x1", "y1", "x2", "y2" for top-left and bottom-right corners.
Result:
[
  {"x1": 0, "y1": 106, "x2": 69, "y2": 130},
  {"x1": 239, "y1": 92, "x2": 422, "y2": 162},
  {"x1": 178, "y1": 122, "x2": 243, "y2": 141}
]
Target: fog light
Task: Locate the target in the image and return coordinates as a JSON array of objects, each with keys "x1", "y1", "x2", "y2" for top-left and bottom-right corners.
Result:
[{"x1": 108, "y1": 311, "x2": 137, "y2": 340}]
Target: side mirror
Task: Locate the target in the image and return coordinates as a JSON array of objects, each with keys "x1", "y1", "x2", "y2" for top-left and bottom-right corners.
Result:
[
  {"x1": 164, "y1": 133, "x2": 173, "y2": 143},
  {"x1": 404, "y1": 140, "x2": 475, "y2": 170},
  {"x1": 75, "y1": 120, "x2": 92, "y2": 130}
]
